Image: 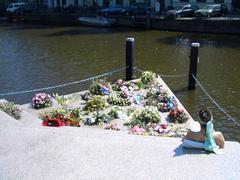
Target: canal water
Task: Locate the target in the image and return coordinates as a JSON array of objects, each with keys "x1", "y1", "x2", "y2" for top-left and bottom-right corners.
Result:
[{"x1": 0, "y1": 23, "x2": 239, "y2": 141}]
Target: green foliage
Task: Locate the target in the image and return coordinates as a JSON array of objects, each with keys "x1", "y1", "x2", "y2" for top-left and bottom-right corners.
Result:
[
  {"x1": 144, "y1": 88, "x2": 170, "y2": 106},
  {"x1": 127, "y1": 107, "x2": 136, "y2": 116},
  {"x1": 140, "y1": 71, "x2": 156, "y2": 85},
  {"x1": 136, "y1": 80, "x2": 145, "y2": 89},
  {"x1": 126, "y1": 106, "x2": 161, "y2": 128},
  {"x1": 70, "y1": 107, "x2": 82, "y2": 119},
  {"x1": 53, "y1": 93, "x2": 68, "y2": 107},
  {"x1": 85, "y1": 95, "x2": 107, "y2": 112},
  {"x1": 85, "y1": 111, "x2": 110, "y2": 126},
  {"x1": 107, "y1": 92, "x2": 131, "y2": 106},
  {"x1": 108, "y1": 106, "x2": 121, "y2": 119},
  {"x1": 0, "y1": 102, "x2": 21, "y2": 120}
]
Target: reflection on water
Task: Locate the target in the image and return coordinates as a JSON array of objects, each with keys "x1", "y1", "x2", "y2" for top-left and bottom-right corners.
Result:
[{"x1": 0, "y1": 24, "x2": 239, "y2": 141}]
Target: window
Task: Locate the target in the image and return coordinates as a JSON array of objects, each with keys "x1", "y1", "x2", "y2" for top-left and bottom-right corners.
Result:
[
  {"x1": 116, "y1": 0, "x2": 123, "y2": 4},
  {"x1": 197, "y1": 0, "x2": 206, "y2": 2},
  {"x1": 214, "y1": 0, "x2": 224, "y2": 3},
  {"x1": 180, "y1": 0, "x2": 189, "y2": 2}
]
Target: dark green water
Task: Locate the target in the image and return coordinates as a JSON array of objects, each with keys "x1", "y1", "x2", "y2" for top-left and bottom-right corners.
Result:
[{"x1": 0, "y1": 23, "x2": 239, "y2": 141}]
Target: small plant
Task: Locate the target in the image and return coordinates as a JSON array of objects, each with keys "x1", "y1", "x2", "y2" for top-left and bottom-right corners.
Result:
[
  {"x1": 32, "y1": 92, "x2": 53, "y2": 109},
  {"x1": 107, "y1": 92, "x2": 131, "y2": 106},
  {"x1": 0, "y1": 102, "x2": 21, "y2": 120},
  {"x1": 140, "y1": 71, "x2": 156, "y2": 85},
  {"x1": 126, "y1": 106, "x2": 161, "y2": 128},
  {"x1": 85, "y1": 95, "x2": 107, "y2": 112},
  {"x1": 168, "y1": 108, "x2": 189, "y2": 123}
]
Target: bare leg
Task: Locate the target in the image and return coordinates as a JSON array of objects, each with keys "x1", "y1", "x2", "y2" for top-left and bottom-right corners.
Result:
[
  {"x1": 213, "y1": 131, "x2": 225, "y2": 149},
  {"x1": 184, "y1": 130, "x2": 205, "y2": 142}
]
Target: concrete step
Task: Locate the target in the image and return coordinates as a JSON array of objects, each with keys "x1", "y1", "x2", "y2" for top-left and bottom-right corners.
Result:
[
  {"x1": 0, "y1": 125, "x2": 239, "y2": 180},
  {"x1": 0, "y1": 108, "x2": 42, "y2": 128}
]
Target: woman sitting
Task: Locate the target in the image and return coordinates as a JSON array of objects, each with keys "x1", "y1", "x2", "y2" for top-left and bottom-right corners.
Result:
[{"x1": 185, "y1": 107, "x2": 225, "y2": 149}]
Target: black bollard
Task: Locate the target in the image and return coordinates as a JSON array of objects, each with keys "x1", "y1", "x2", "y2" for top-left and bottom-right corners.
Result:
[
  {"x1": 188, "y1": 42, "x2": 200, "y2": 90},
  {"x1": 126, "y1": 38, "x2": 135, "y2": 81},
  {"x1": 146, "y1": 12, "x2": 151, "y2": 29}
]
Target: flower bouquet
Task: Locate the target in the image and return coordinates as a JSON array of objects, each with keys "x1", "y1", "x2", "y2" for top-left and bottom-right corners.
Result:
[
  {"x1": 32, "y1": 92, "x2": 53, "y2": 109},
  {"x1": 140, "y1": 71, "x2": 157, "y2": 85},
  {"x1": 85, "y1": 95, "x2": 107, "y2": 112},
  {"x1": 42, "y1": 112, "x2": 81, "y2": 127},
  {"x1": 168, "y1": 108, "x2": 189, "y2": 123}
]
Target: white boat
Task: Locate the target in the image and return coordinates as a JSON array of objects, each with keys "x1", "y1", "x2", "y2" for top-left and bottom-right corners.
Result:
[{"x1": 78, "y1": 16, "x2": 116, "y2": 27}]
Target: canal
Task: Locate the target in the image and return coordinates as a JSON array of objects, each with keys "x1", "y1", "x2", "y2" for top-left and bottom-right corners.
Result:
[{"x1": 0, "y1": 23, "x2": 239, "y2": 141}]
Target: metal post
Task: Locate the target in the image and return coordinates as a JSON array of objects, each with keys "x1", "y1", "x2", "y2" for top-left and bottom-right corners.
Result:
[
  {"x1": 188, "y1": 42, "x2": 200, "y2": 90},
  {"x1": 146, "y1": 12, "x2": 151, "y2": 29},
  {"x1": 126, "y1": 38, "x2": 135, "y2": 81}
]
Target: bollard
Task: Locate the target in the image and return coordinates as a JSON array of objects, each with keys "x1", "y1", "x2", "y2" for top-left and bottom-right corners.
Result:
[
  {"x1": 126, "y1": 38, "x2": 135, "y2": 81},
  {"x1": 146, "y1": 12, "x2": 151, "y2": 29},
  {"x1": 188, "y1": 42, "x2": 200, "y2": 90}
]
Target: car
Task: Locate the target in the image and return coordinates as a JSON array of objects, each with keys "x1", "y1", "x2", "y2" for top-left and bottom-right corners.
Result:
[
  {"x1": 194, "y1": 4, "x2": 227, "y2": 17},
  {"x1": 166, "y1": 4, "x2": 199, "y2": 18},
  {"x1": 6, "y1": 3, "x2": 25, "y2": 13},
  {"x1": 14, "y1": 4, "x2": 39, "y2": 14},
  {"x1": 97, "y1": 5, "x2": 127, "y2": 16},
  {"x1": 125, "y1": 3, "x2": 150, "y2": 16}
]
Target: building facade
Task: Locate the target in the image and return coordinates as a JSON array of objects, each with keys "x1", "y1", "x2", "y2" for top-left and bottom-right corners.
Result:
[
  {"x1": 45, "y1": 0, "x2": 165, "y2": 9},
  {"x1": 44, "y1": 0, "x2": 238, "y2": 11}
]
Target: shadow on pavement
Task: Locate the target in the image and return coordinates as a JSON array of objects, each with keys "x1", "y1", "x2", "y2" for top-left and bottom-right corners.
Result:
[{"x1": 173, "y1": 144, "x2": 210, "y2": 157}]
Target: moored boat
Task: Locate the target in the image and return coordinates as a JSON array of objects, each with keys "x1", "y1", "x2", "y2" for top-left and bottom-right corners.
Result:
[{"x1": 78, "y1": 16, "x2": 116, "y2": 27}]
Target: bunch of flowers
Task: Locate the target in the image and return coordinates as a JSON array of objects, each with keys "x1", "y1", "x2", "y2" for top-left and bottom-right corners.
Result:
[
  {"x1": 108, "y1": 106, "x2": 121, "y2": 119},
  {"x1": 32, "y1": 92, "x2": 53, "y2": 109},
  {"x1": 107, "y1": 92, "x2": 131, "y2": 106},
  {"x1": 126, "y1": 106, "x2": 162, "y2": 128},
  {"x1": 168, "y1": 108, "x2": 189, "y2": 123},
  {"x1": 42, "y1": 110, "x2": 81, "y2": 127},
  {"x1": 120, "y1": 86, "x2": 131, "y2": 98},
  {"x1": 81, "y1": 91, "x2": 92, "y2": 101},
  {"x1": 140, "y1": 71, "x2": 157, "y2": 85},
  {"x1": 89, "y1": 79, "x2": 111, "y2": 95},
  {"x1": 0, "y1": 101, "x2": 21, "y2": 120},
  {"x1": 111, "y1": 79, "x2": 124, "y2": 91},
  {"x1": 144, "y1": 88, "x2": 170, "y2": 106},
  {"x1": 158, "y1": 90, "x2": 170, "y2": 103},
  {"x1": 84, "y1": 111, "x2": 110, "y2": 126},
  {"x1": 157, "y1": 103, "x2": 170, "y2": 112},
  {"x1": 85, "y1": 95, "x2": 107, "y2": 112}
]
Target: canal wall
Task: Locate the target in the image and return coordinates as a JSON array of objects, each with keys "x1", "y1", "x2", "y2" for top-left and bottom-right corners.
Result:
[
  {"x1": 7, "y1": 14, "x2": 240, "y2": 34},
  {"x1": 151, "y1": 17, "x2": 240, "y2": 34}
]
